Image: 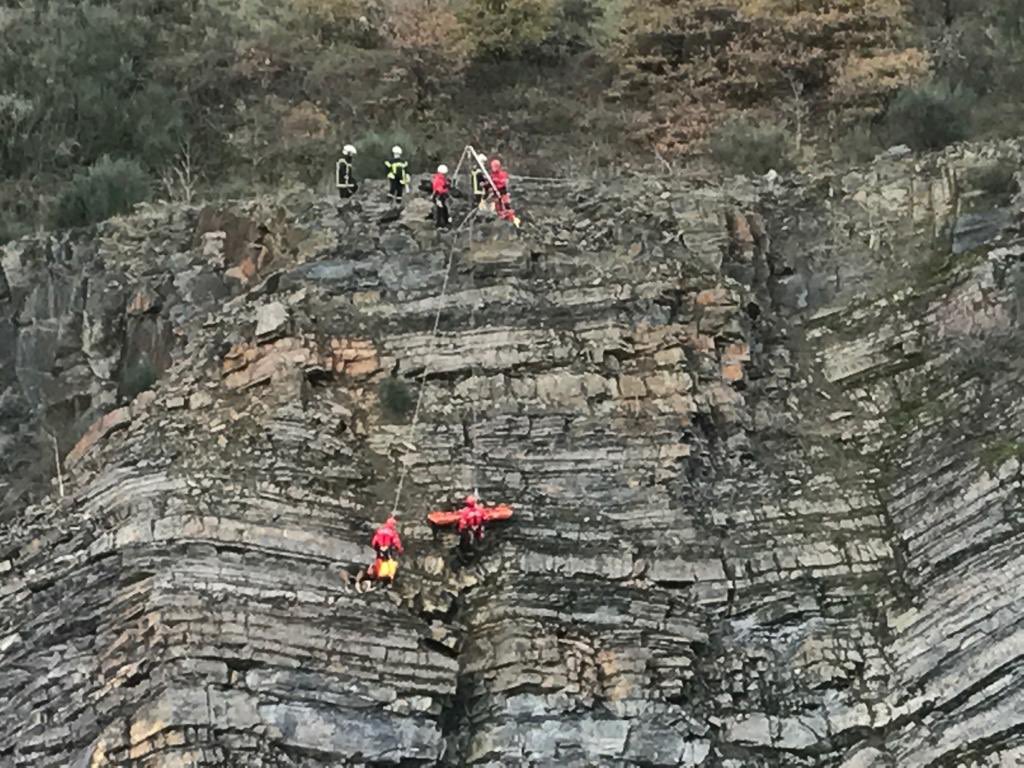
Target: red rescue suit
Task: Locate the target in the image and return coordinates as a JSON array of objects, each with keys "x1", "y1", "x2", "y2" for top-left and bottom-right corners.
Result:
[
  {"x1": 363, "y1": 517, "x2": 403, "y2": 584},
  {"x1": 431, "y1": 172, "x2": 451, "y2": 229},
  {"x1": 490, "y1": 168, "x2": 509, "y2": 192},
  {"x1": 488, "y1": 160, "x2": 517, "y2": 224},
  {"x1": 457, "y1": 498, "x2": 486, "y2": 542},
  {"x1": 371, "y1": 518, "x2": 403, "y2": 557},
  {"x1": 431, "y1": 172, "x2": 450, "y2": 196}
]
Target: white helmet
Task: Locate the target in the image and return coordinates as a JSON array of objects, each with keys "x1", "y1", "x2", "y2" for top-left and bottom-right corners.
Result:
[
  {"x1": 437, "y1": 164, "x2": 448, "y2": 174},
  {"x1": 343, "y1": 144, "x2": 356, "y2": 155},
  {"x1": 476, "y1": 152, "x2": 487, "y2": 164},
  {"x1": 391, "y1": 145, "x2": 403, "y2": 157}
]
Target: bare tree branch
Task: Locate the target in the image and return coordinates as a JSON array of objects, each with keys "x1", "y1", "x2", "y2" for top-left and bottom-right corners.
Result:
[
  {"x1": 49, "y1": 432, "x2": 64, "y2": 499},
  {"x1": 653, "y1": 144, "x2": 674, "y2": 175},
  {"x1": 160, "y1": 140, "x2": 200, "y2": 204}
]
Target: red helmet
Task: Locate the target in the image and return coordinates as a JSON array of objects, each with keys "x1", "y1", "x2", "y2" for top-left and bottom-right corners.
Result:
[
  {"x1": 465, "y1": 496, "x2": 477, "y2": 506},
  {"x1": 489, "y1": 159, "x2": 502, "y2": 172},
  {"x1": 386, "y1": 516, "x2": 397, "y2": 528}
]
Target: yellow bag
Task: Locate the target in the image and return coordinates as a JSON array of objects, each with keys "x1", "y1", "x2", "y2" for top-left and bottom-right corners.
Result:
[{"x1": 377, "y1": 559, "x2": 397, "y2": 580}]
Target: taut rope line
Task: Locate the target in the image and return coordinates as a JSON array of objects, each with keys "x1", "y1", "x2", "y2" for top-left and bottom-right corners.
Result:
[{"x1": 390, "y1": 205, "x2": 480, "y2": 515}]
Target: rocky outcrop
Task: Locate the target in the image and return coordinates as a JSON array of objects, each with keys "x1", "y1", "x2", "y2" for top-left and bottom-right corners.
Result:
[{"x1": 0, "y1": 141, "x2": 1023, "y2": 766}]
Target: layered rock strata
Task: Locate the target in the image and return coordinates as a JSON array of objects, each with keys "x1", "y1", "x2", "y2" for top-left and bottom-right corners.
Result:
[{"x1": 1, "y1": 142, "x2": 1023, "y2": 766}]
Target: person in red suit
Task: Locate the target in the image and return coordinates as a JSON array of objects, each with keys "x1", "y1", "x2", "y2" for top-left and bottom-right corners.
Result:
[
  {"x1": 457, "y1": 496, "x2": 487, "y2": 545},
  {"x1": 426, "y1": 496, "x2": 512, "y2": 549},
  {"x1": 488, "y1": 159, "x2": 520, "y2": 226},
  {"x1": 431, "y1": 164, "x2": 451, "y2": 230},
  {"x1": 365, "y1": 516, "x2": 403, "y2": 585},
  {"x1": 372, "y1": 516, "x2": 403, "y2": 558}
]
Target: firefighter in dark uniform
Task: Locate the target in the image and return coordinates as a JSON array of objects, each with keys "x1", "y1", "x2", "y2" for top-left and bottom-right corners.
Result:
[
  {"x1": 336, "y1": 144, "x2": 358, "y2": 199},
  {"x1": 384, "y1": 145, "x2": 410, "y2": 205},
  {"x1": 472, "y1": 152, "x2": 489, "y2": 209}
]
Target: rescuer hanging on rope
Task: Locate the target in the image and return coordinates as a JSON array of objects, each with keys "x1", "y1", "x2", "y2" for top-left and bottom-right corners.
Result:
[
  {"x1": 336, "y1": 144, "x2": 358, "y2": 199},
  {"x1": 457, "y1": 495, "x2": 486, "y2": 545},
  {"x1": 488, "y1": 158, "x2": 520, "y2": 227},
  {"x1": 385, "y1": 145, "x2": 410, "y2": 206},
  {"x1": 432, "y1": 164, "x2": 452, "y2": 230},
  {"x1": 359, "y1": 515, "x2": 404, "y2": 588}
]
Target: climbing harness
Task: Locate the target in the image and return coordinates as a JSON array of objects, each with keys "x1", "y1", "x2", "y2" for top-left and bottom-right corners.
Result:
[{"x1": 374, "y1": 558, "x2": 397, "y2": 581}]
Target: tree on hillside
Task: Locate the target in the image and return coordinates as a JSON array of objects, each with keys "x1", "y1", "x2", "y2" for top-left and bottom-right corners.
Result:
[
  {"x1": 456, "y1": 0, "x2": 603, "y2": 61},
  {"x1": 0, "y1": 4, "x2": 184, "y2": 176},
  {"x1": 896, "y1": 0, "x2": 1024, "y2": 139},
  {"x1": 388, "y1": 0, "x2": 472, "y2": 112},
  {"x1": 289, "y1": 0, "x2": 372, "y2": 44},
  {"x1": 912, "y1": 0, "x2": 1024, "y2": 93},
  {"x1": 616, "y1": 0, "x2": 927, "y2": 152},
  {"x1": 458, "y1": 0, "x2": 558, "y2": 59}
]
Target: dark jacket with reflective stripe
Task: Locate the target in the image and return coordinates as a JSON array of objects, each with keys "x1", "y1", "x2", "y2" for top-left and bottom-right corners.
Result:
[
  {"x1": 472, "y1": 168, "x2": 488, "y2": 196},
  {"x1": 336, "y1": 155, "x2": 356, "y2": 188}
]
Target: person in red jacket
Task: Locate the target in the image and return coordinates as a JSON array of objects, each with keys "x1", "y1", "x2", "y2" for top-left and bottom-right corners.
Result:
[
  {"x1": 488, "y1": 159, "x2": 519, "y2": 226},
  {"x1": 363, "y1": 515, "x2": 403, "y2": 586},
  {"x1": 371, "y1": 516, "x2": 403, "y2": 558},
  {"x1": 431, "y1": 164, "x2": 451, "y2": 230},
  {"x1": 457, "y1": 496, "x2": 487, "y2": 545}
]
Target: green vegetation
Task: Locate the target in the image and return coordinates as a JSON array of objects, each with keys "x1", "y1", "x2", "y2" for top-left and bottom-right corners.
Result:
[
  {"x1": 835, "y1": 123, "x2": 885, "y2": 165},
  {"x1": 912, "y1": 240, "x2": 991, "y2": 291},
  {"x1": 616, "y1": 0, "x2": 928, "y2": 153},
  {"x1": 886, "y1": 394, "x2": 948, "y2": 432},
  {"x1": 710, "y1": 118, "x2": 793, "y2": 176},
  {"x1": 964, "y1": 161, "x2": 1020, "y2": 198},
  {"x1": 53, "y1": 157, "x2": 151, "y2": 229},
  {"x1": 881, "y1": 81, "x2": 974, "y2": 151},
  {"x1": 908, "y1": 0, "x2": 1024, "y2": 141},
  {"x1": 379, "y1": 376, "x2": 415, "y2": 421},
  {"x1": 3, "y1": 0, "x2": 1024, "y2": 238},
  {"x1": 979, "y1": 440, "x2": 1024, "y2": 470},
  {"x1": 352, "y1": 128, "x2": 425, "y2": 179},
  {"x1": 118, "y1": 358, "x2": 158, "y2": 402}
]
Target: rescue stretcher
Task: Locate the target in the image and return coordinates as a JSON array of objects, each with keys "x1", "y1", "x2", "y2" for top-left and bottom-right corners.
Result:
[{"x1": 427, "y1": 504, "x2": 514, "y2": 527}]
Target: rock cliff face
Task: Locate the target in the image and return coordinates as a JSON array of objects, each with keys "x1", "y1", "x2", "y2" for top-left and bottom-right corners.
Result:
[{"x1": 1, "y1": 143, "x2": 1023, "y2": 767}]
